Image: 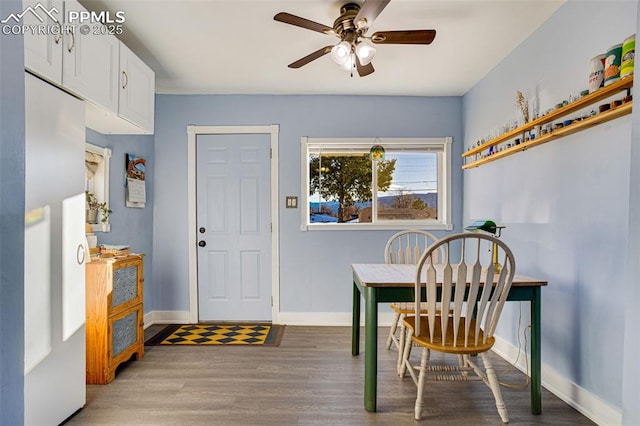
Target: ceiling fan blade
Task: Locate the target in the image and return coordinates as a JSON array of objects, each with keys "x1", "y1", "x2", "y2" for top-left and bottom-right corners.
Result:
[
  {"x1": 288, "y1": 46, "x2": 333, "y2": 69},
  {"x1": 274, "y1": 12, "x2": 336, "y2": 35},
  {"x1": 354, "y1": 0, "x2": 391, "y2": 30},
  {"x1": 356, "y1": 57, "x2": 375, "y2": 77},
  {"x1": 371, "y1": 30, "x2": 436, "y2": 45}
]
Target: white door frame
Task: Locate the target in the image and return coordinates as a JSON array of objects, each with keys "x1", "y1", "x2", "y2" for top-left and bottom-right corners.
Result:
[{"x1": 187, "y1": 125, "x2": 280, "y2": 324}]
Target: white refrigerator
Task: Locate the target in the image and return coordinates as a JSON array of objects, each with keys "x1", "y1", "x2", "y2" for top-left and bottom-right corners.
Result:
[{"x1": 24, "y1": 73, "x2": 87, "y2": 425}]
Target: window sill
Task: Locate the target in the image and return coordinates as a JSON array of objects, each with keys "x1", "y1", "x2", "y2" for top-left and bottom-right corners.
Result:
[
  {"x1": 301, "y1": 222, "x2": 453, "y2": 231},
  {"x1": 90, "y1": 223, "x2": 111, "y2": 233}
]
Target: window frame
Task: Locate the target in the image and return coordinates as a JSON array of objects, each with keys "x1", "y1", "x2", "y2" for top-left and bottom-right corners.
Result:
[
  {"x1": 300, "y1": 137, "x2": 453, "y2": 231},
  {"x1": 86, "y1": 143, "x2": 111, "y2": 233}
]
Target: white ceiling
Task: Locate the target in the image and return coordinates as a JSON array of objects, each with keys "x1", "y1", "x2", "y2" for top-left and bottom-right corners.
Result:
[{"x1": 81, "y1": 0, "x2": 564, "y2": 96}]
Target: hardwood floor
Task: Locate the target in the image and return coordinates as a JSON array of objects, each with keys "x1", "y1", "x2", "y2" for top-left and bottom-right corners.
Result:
[{"x1": 66, "y1": 325, "x2": 594, "y2": 425}]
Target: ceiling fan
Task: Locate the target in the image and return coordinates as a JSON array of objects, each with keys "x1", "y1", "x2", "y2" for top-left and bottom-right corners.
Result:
[{"x1": 273, "y1": 0, "x2": 436, "y2": 77}]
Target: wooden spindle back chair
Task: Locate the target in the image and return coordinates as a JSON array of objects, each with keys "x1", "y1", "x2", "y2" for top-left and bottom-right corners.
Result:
[
  {"x1": 401, "y1": 232, "x2": 516, "y2": 422},
  {"x1": 383, "y1": 230, "x2": 442, "y2": 374}
]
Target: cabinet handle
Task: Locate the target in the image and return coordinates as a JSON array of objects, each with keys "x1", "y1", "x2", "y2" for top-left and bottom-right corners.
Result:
[
  {"x1": 77, "y1": 244, "x2": 86, "y2": 265},
  {"x1": 121, "y1": 71, "x2": 128, "y2": 89},
  {"x1": 53, "y1": 21, "x2": 62, "y2": 44},
  {"x1": 67, "y1": 31, "x2": 75, "y2": 53}
]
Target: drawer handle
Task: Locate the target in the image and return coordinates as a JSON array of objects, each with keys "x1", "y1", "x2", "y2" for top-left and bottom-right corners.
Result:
[
  {"x1": 67, "y1": 31, "x2": 75, "y2": 53},
  {"x1": 54, "y1": 22, "x2": 62, "y2": 44},
  {"x1": 77, "y1": 244, "x2": 86, "y2": 265},
  {"x1": 121, "y1": 71, "x2": 128, "y2": 89}
]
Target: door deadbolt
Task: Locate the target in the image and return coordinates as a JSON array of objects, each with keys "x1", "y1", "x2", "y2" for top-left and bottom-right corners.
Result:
[
  {"x1": 198, "y1": 240, "x2": 206, "y2": 247},
  {"x1": 199, "y1": 227, "x2": 206, "y2": 234}
]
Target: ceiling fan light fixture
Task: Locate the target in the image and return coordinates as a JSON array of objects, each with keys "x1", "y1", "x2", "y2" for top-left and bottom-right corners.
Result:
[
  {"x1": 355, "y1": 41, "x2": 376, "y2": 65},
  {"x1": 339, "y1": 53, "x2": 356, "y2": 71},
  {"x1": 274, "y1": 0, "x2": 436, "y2": 76},
  {"x1": 331, "y1": 41, "x2": 352, "y2": 65}
]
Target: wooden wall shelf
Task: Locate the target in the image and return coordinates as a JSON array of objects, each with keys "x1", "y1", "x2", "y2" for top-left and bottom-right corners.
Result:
[{"x1": 462, "y1": 76, "x2": 633, "y2": 169}]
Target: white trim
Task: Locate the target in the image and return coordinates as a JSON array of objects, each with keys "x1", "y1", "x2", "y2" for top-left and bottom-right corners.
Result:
[
  {"x1": 305, "y1": 137, "x2": 447, "y2": 149},
  {"x1": 300, "y1": 137, "x2": 309, "y2": 231},
  {"x1": 143, "y1": 310, "x2": 191, "y2": 328},
  {"x1": 85, "y1": 143, "x2": 111, "y2": 233},
  {"x1": 303, "y1": 223, "x2": 453, "y2": 231},
  {"x1": 277, "y1": 311, "x2": 396, "y2": 327},
  {"x1": 187, "y1": 126, "x2": 197, "y2": 323},
  {"x1": 442, "y1": 137, "x2": 453, "y2": 229},
  {"x1": 143, "y1": 310, "x2": 395, "y2": 327},
  {"x1": 187, "y1": 125, "x2": 280, "y2": 324},
  {"x1": 492, "y1": 335, "x2": 622, "y2": 426}
]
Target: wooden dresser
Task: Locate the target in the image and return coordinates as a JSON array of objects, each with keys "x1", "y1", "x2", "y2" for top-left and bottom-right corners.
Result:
[{"x1": 85, "y1": 254, "x2": 144, "y2": 384}]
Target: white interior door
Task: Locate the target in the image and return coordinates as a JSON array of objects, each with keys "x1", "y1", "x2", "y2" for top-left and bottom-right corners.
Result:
[{"x1": 196, "y1": 134, "x2": 272, "y2": 321}]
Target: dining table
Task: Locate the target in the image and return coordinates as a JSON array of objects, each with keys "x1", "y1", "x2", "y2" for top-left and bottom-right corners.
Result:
[{"x1": 351, "y1": 262, "x2": 548, "y2": 413}]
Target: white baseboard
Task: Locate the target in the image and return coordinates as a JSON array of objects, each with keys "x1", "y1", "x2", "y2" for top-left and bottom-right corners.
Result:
[
  {"x1": 143, "y1": 310, "x2": 191, "y2": 328},
  {"x1": 276, "y1": 311, "x2": 396, "y2": 326},
  {"x1": 492, "y1": 335, "x2": 622, "y2": 426},
  {"x1": 143, "y1": 310, "x2": 396, "y2": 328}
]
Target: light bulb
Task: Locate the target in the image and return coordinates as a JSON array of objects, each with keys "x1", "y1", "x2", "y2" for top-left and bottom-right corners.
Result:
[
  {"x1": 331, "y1": 41, "x2": 352, "y2": 65},
  {"x1": 339, "y1": 53, "x2": 355, "y2": 71},
  {"x1": 355, "y1": 41, "x2": 376, "y2": 65}
]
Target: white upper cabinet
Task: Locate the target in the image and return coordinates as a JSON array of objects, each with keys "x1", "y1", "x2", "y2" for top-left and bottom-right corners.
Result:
[
  {"x1": 22, "y1": 0, "x2": 155, "y2": 134},
  {"x1": 62, "y1": 0, "x2": 119, "y2": 113},
  {"x1": 118, "y1": 42, "x2": 155, "y2": 133},
  {"x1": 23, "y1": 0, "x2": 63, "y2": 84}
]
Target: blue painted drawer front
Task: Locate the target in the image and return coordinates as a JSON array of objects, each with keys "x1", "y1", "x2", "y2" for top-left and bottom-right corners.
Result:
[
  {"x1": 112, "y1": 310, "x2": 138, "y2": 357},
  {"x1": 112, "y1": 265, "x2": 138, "y2": 308}
]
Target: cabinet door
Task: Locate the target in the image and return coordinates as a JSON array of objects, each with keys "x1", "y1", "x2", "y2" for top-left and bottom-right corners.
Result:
[
  {"x1": 109, "y1": 304, "x2": 143, "y2": 362},
  {"x1": 61, "y1": 192, "x2": 87, "y2": 342},
  {"x1": 62, "y1": 0, "x2": 119, "y2": 112},
  {"x1": 110, "y1": 258, "x2": 143, "y2": 315},
  {"x1": 23, "y1": 0, "x2": 63, "y2": 84},
  {"x1": 118, "y1": 42, "x2": 155, "y2": 133}
]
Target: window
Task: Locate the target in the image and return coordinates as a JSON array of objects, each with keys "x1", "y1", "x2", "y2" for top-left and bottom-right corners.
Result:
[
  {"x1": 301, "y1": 137, "x2": 452, "y2": 230},
  {"x1": 85, "y1": 143, "x2": 111, "y2": 232}
]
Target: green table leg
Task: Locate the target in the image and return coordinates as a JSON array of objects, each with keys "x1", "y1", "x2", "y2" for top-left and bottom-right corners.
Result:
[
  {"x1": 531, "y1": 287, "x2": 542, "y2": 414},
  {"x1": 364, "y1": 287, "x2": 378, "y2": 412},
  {"x1": 352, "y1": 280, "x2": 361, "y2": 356}
]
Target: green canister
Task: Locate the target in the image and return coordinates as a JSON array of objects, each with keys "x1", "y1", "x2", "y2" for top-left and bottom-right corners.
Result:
[
  {"x1": 620, "y1": 34, "x2": 635, "y2": 78},
  {"x1": 604, "y1": 43, "x2": 623, "y2": 86}
]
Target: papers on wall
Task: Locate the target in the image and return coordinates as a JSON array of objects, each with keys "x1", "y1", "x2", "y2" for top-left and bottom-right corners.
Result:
[
  {"x1": 125, "y1": 153, "x2": 146, "y2": 208},
  {"x1": 126, "y1": 177, "x2": 145, "y2": 207}
]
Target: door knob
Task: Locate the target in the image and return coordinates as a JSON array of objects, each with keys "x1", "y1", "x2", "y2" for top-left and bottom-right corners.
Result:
[{"x1": 198, "y1": 240, "x2": 206, "y2": 247}]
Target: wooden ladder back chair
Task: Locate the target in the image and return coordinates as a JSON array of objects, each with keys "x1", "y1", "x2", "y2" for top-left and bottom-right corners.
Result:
[
  {"x1": 401, "y1": 232, "x2": 516, "y2": 422},
  {"x1": 383, "y1": 230, "x2": 442, "y2": 374}
]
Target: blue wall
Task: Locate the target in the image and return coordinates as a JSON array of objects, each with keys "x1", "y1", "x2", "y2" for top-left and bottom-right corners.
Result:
[
  {"x1": 86, "y1": 129, "x2": 155, "y2": 311},
  {"x1": 462, "y1": 0, "x2": 637, "y2": 420},
  {"x1": 153, "y1": 95, "x2": 463, "y2": 314},
  {"x1": 0, "y1": 1, "x2": 24, "y2": 423}
]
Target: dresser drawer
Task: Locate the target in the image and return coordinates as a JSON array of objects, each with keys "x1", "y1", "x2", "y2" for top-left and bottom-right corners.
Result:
[{"x1": 109, "y1": 303, "x2": 143, "y2": 362}]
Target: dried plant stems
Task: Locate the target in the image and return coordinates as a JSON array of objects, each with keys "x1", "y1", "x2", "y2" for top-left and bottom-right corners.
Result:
[{"x1": 516, "y1": 91, "x2": 529, "y2": 123}]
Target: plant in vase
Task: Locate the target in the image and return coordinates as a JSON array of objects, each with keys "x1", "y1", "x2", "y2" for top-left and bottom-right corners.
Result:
[
  {"x1": 86, "y1": 191, "x2": 99, "y2": 223},
  {"x1": 85, "y1": 191, "x2": 111, "y2": 224}
]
